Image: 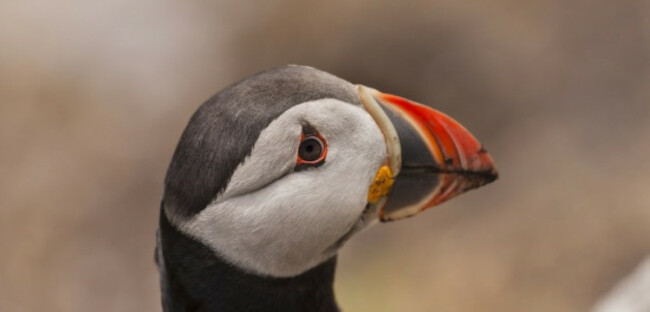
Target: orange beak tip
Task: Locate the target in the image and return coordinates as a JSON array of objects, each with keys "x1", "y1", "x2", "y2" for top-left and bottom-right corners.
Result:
[{"x1": 360, "y1": 87, "x2": 499, "y2": 221}]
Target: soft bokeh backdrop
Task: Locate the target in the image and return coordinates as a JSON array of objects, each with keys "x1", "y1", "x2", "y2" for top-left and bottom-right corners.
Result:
[{"x1": 1, "y1": 0, "x2": 648, "y2": 311}]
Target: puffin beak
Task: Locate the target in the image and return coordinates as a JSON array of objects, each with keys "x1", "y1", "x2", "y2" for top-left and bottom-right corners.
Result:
[{"x1": 358, "y1": 86, "x2": 498, "y2": 222}]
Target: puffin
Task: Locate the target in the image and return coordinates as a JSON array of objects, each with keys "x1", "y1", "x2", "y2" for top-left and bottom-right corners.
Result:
[{"x1": 155, "y1": 65, "x2": 498, "y2": 312}]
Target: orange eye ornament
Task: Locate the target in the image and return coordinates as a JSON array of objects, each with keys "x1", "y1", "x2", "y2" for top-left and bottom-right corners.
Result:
[{"x1": 296, "y1": 128, "x2": 327, "y2": 168}]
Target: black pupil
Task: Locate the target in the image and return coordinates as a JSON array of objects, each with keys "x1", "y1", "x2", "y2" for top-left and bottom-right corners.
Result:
[{"x1": 299, "y1": 137, "x2": 322, "y2": 162}]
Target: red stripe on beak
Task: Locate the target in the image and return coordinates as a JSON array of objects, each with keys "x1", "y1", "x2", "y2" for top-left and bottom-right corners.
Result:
[
  {"x1": 375, "y1": 92, "x2": 498, "y2": 220},
  {"x1": 379, "y1": 93, "x2": 497, "y2": 176}
]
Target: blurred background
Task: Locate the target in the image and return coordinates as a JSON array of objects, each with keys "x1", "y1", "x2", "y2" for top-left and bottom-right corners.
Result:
[{"x1": 1, "y1": 0, "x2": 648, "y2": 311}]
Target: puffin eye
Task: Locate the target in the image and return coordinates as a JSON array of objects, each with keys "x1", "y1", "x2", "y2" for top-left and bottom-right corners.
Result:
[
  {"x1": 299, "y1": 137, "x2": 323, "y2": 161},
  {"x1": 296, "y1": 134, "x2": 327, "y2": 167}
]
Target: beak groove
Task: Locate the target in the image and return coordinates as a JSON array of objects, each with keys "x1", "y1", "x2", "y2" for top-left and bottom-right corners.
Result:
[{"x1": 358, "y1": 85, "x2": 498, "y2": 222}]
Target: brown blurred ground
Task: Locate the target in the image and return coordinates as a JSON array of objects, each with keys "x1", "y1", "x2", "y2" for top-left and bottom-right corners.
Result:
[{"x1": 1, "y1": 0, "x2": 648, "y2": 311}]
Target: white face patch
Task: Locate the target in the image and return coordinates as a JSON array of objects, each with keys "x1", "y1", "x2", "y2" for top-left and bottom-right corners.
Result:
[{"x1": 168, "y1": 99, "x2": 388, "y2": 277}]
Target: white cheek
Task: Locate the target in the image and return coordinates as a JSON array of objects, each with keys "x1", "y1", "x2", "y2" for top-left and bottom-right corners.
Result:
[
  {"x1": 171, "y1": 99, "x2": 388, "y2": 277},
  {"x1": 217, "y1": 119, "x2": 301, "y2": 202}
]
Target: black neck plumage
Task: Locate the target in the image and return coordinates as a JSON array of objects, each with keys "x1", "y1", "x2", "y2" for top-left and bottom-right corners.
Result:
[{"x1": 157, "y1": 207, "x2": 340, "y2": 312}]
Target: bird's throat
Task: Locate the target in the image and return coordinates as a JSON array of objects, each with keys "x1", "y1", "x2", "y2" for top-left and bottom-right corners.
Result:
[{"x1": 157, "y1": 207, "x2": 340, "y2": 312}]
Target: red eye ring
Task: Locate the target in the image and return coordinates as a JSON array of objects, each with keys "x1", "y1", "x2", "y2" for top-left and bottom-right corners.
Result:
[{"x1": 296, "y1": 132, "x2": 327, "y2": 166}]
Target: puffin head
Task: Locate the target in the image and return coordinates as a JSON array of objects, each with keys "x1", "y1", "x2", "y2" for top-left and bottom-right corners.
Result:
[{"x1": 161, "y1": 65, "x2": 497, "y2": 278}]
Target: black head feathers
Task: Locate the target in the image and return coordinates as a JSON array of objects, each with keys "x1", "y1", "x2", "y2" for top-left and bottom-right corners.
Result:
[{"x1": 163, "y1": 65, "x2": 361, "y2": 218}]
